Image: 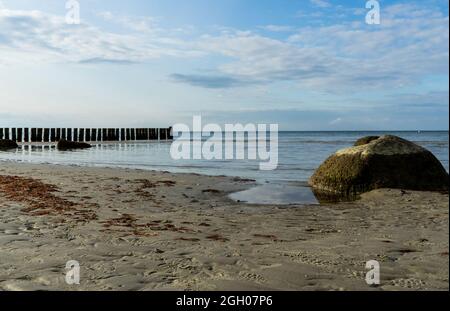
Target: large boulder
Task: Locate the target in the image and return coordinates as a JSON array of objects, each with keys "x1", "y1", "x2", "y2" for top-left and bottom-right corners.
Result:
[
  {"x1": 309, "y1": 135, "x2": 449, "y2": 198},
  {"x1": 57, "y1": 140, "x2": 92, "y2": 151},
  {"x1": 0, "y1": 139, "x2": 18, "y2": 150}
]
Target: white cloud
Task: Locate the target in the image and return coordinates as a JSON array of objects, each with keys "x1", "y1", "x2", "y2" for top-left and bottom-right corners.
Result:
[
  {"x1": 0, "y1": 8, "x2": 202, "y2": 65},
  {"x1": 1, "y1": 4, "x2": 448, "y2": 94},
  {"x1": 259, "y1": 25, "x2": 295, "y2": 32},
  {"x1": 97, "y1": 11, "x2": 114, "y2": 21},
  {"x1": 97, "y1": 11, "x2": 162, "y2": 33},
  {"x1": 178, "y1": 3, "x2": 448, "y2": 92},
  {"x1": 310, "y1": 0, "x2": 332, "y2": 8},
  {"x1": 329, "y1": 117, "x2": 343, "y2": 125}
]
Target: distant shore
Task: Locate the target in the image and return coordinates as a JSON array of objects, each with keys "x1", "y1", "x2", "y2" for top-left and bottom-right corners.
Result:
[{"x1": 0, "y1": 162, "x2": 448, "y2": 290}]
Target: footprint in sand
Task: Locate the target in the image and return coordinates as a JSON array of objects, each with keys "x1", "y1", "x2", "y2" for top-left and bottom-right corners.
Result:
[
  {"x1": 390, "y1": 278, "x2": 425, "y2": 289},
  {"x1": 238, "y1": 271, "x2": 266, "y2": 284},
  {"x1": 282, "y1": 251, "x2": 367, "y2": 280},
  {"x1": 282, "y1": 251, "x2": 335, "y2": 268}
]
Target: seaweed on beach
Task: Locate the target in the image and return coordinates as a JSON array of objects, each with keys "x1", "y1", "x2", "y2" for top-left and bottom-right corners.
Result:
[
  {"x1": 206, "y1": 234, "x2": 229, "y2": 242},
  {"x1": 133, "y1": 179, "x2": 176, "y2": 201},
  {"x1": 0, "y1": 175, "x2": 97, "y2": 222}
]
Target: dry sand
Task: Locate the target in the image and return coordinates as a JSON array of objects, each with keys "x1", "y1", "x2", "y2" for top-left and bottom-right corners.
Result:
[{"x1": 0, "y1": 162, "x2": 448, "y2": 291}]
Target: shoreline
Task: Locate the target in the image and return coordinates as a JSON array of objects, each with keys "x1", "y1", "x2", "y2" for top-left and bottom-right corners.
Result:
[{"x1": 0, "y1": 162, "x2": 448, "y2": 290}]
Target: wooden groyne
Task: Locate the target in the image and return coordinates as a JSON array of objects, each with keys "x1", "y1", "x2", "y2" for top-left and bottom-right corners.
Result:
[{"x1": 0, "y1": 127, "x2": 173, "y2": 143}]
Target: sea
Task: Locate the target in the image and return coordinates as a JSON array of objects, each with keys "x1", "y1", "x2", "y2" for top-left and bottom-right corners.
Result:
[{"x1": 1, "y1": 131, "x2": 448, "y2": 205}]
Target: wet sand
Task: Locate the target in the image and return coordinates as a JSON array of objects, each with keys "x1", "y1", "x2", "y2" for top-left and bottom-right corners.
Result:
[{"x1": 0, "y1": 162, "x2": 448, "y2": 290}]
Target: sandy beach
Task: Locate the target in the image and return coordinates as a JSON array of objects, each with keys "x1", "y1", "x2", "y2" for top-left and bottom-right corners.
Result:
[{"x1": 0, "y1": 162, "x2": 448, "y2": 291}]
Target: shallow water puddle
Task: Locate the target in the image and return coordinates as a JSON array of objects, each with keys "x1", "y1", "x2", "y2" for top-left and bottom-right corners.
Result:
[{"x1": 229, "y1": 184, "x2": 319, "y2": 205}]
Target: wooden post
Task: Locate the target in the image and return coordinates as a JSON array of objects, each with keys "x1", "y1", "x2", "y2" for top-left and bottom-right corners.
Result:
[
  {"x1": 55, "y1": 128, "x2": 61, "y2": 141},
  {"x1": 67, "y1": 128, "x2": 72, "y2": 141},
  {"x1": 91, "y1": 129, "x2": 97, "y2": 141},
  {"x1": 108, "y1": 129, "x2": 115, "y2": 141},
  {"x1": 43, "y1": 128, "x2": 49, "y2": 142},
  {"x1": 50, "y1": 128, "x2": 56, "y2": 142},
  {"x1": 126, "y1": 129, "x2": 131, "y2": 141},
  {"x1": 37, "y1": 128, "x2": 43, "y2": 142},
  {"x1": 11, "y1": 128, "x2": 16, "y2": 142},
  {"x1": 31, "y1": 128, "x2": 37, "y2": 142},
  {"x1": 77, "y1": 129, "x2": 83, "y2": 142},
  {"x1": 135, "y1": 129, "x2": 140, "y2": 140},
  {"x1": 61, "y1": 128, "x2": 66, "y2": 140},
  {"x1": 24, "y1": 128, "x2": 29, "y2": 142},
  {"x1": 97, "y1": 129, "x2": 102, "y2": 141},
  {"x1": 85, "y1": 129, "x2": 91, "y2": 142},
  {"x1": 0, "y1": 128, "x2": 3, "y2": 140},
  {"x1": 120, "y1": 128, "x2": 125, "y2": 141},
  {"x1": 17, "y1": 128, "x2": 23, "y2": 142},
  {"x1": 135, "y1": 128, "x2": 140, "y2": 140},
  {"x1": 73, "y1": 128, "x2": 78, "y2": 142},
  {"x1": 102, "y1": 129, "x2": 107, "y2": 141}
]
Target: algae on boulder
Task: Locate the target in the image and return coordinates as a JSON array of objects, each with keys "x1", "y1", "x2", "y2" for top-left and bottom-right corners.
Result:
[{"x1": 309, "y1": 135, "x2": 449, "y2": 198}]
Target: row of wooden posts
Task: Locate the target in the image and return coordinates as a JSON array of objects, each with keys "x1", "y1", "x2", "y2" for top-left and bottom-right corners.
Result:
[{"x1": 0, "y1": 128, "x2": 173, "y2": 143}]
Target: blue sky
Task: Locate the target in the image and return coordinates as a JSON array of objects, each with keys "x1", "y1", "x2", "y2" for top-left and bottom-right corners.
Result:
[{"x1": 0, "y1": 0, "x2": 448, "y2": 130}]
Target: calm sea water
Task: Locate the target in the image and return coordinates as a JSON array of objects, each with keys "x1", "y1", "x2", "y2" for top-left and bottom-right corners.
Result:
[{"x1": 1, "y1": 131, "x2": 448, "y2": 204}]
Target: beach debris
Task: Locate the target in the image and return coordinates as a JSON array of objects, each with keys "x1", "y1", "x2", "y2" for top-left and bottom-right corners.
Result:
[
  {"x1": 57, "y1": 139, "x2": 92, "y2": 151},
  {"x1": 0, "y1": 175, "x2": 97, "y2": 222},
  {"x1": 0, "y1": 139, "x2": 18, "y2": 150},
  {"x1": 253, "y1": 234, "x2": 278, "y2": 241},
  {"x1": 309, "y1": 135, "x2": 449, "y2": 199},
  {"x1": 133, "y1": 179, "x2": 176, "y2": 201},
  {"x1": 206, "y1": 234, "x2": 229, "y2": 242},
  {"x1": 135, "y1": 179, "x2": 176, "y2": 189},
  {"x1": 232, "y1": 177, "x2": 256, "y2": 183},
  {"x1": 202, "y1": 189, "x2": 221, "y2": 194}
]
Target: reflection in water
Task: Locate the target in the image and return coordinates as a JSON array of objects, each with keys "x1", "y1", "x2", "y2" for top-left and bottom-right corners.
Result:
[{"x1": 229, "y1": 185, "x2": 320, "y2": 205}]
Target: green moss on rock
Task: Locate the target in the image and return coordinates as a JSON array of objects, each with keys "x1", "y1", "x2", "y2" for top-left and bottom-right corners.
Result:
[{"x1": 309, "y1": 135, "x2": 449, "y2": 198}]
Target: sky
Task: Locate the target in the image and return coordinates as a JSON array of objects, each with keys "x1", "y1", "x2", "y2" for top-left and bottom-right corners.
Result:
[{"x1": 0, "y1": 0, "x2": 448, "y2": 130}]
